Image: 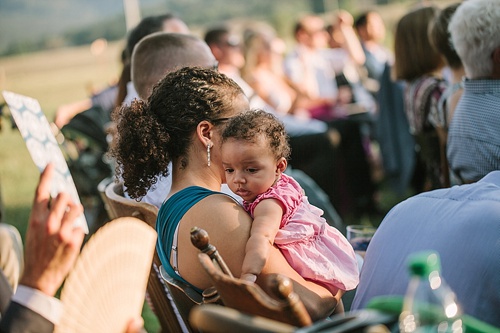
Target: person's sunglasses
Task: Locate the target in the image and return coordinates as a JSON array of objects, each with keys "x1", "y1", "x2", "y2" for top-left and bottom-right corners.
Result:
[{"x1": 210, "y1": 117, "x2": 232, "y2": 124}]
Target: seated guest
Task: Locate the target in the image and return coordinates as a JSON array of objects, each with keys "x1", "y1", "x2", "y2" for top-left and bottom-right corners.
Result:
[
  {"x1": 428, "y1": 3, "x2": 465, "y2": 186},
  {"x1": 350, "y1": 170, "x2": 500, "y2": 327},
  {"x1": 120, "y1": 32, "x2": 343, "y2": 228},
  {"x1": 110, "y1": 67, "x2": 341, "y2": 320},
  {"x1": 0, "y1": 164, "x2": 84, "y2": 333},
  {"x1": 428, "y1": 2, "x2": 464, "y2": 125},
  {"x1": 241, "y1": 29, "x2": 301, "y2": 116},
  {"x1": 0, "y1": 223, "x2": 23, "y2": 292},
  {"x1": 130, "y1": 33, "x2": 215, "y2": 101},
  {"x1": 121, "y1": 14, "x2": 190, "y2": 106},
  {"x1": 118, "y1": 32, "x2": 219, "y2": 207},
  {"x1": 204, "y1": 26, "x2": 329, "y2": 136},
  {"x1": 446, "y1": 0, "x2": 500, "y2": 183},
  {"x1": 354, "y1": 10, "x2": 393, "y2": 87},
  {"x1": 394, "y1": 5, "x2": 450, "y2": 192},
  {"x1": 0, "y1": 164, "x2": 143, "y2": 332},
  {"x1": 284, "y1": 14, "x2": 341, "y2": 121},
  {"x1": 325, "y1": 11, "x2": 377, "y2": 118}
]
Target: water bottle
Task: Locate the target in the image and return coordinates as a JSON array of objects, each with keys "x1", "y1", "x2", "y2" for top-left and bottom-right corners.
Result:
[{"x1": 399, "y1": 251, "x2": 464, "y2": 333}]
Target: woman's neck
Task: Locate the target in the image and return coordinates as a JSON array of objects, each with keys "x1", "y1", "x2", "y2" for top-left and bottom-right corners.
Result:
[
  {"x1": 169, "y1": 160, "x2": 223, "y2": 198},
  {"x1": 450, "y1": 67, "x2": 465, "y2": 83}
]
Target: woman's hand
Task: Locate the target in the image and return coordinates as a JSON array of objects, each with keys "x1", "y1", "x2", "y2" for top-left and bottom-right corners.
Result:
[{"x1": 240, "y1": 273, "x2": 258, "y2": 283}]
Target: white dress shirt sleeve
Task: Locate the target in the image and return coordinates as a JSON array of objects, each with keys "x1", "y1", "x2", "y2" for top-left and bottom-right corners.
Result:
[{"x1": 11, "y1": 285, "x2": 62, "y2": 324}]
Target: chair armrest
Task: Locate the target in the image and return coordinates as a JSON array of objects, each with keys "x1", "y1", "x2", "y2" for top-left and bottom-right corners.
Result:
[{"x1": 189, "y1": 304, "x2": 296, "y2": 333}]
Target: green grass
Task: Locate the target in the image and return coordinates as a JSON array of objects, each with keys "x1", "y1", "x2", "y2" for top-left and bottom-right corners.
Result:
[
  {"x1": 0, "y1": 126, "x2": 38, "y2": 235},
  {"x1": 0, "y1": 44, "x2": 122, "y2": 235},
  {"x1": 142, "y1": 303, "x2": 161, "y2": 333},
  {"x1": 0, "y1": 42, "x2": 122, "y2": 226}
]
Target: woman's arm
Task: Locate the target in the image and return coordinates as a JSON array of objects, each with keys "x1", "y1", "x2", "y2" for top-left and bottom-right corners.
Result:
[{"x1": 174, "y1": 194, "x2": 339, "y2": 320}]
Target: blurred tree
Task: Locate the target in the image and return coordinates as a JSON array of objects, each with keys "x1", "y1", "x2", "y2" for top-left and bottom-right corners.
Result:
[{"x1": 311, "y1": 0, "x2": 326, "y2": 13}]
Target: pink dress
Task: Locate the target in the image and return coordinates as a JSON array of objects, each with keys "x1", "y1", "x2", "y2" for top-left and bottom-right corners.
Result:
[{"x1": 243, "y1": 174, "x2": 359, "y2": 294}]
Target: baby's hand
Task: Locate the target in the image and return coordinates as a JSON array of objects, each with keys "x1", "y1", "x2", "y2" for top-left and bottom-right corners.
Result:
[{"x1": 240, "y1": 273, "x2": 258, "y2": 283}]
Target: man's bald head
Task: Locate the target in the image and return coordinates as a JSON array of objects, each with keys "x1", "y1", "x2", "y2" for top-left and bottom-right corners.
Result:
[{"x1": 131, "y1": 32, "x2": 217, "y2": 99}]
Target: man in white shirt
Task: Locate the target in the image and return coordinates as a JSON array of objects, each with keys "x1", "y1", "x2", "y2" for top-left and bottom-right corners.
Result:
[{"x1": 284, "y1": 15, "x2": 339, "y2": 120}]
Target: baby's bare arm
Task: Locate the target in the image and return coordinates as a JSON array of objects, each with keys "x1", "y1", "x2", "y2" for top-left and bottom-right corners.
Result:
[{"x1": 241, "y1": 199, "x2": 283, "y2": 282}]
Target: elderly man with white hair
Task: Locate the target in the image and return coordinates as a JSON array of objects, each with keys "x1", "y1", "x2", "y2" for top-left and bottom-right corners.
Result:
[{"x1": 446, "y1": 0, "x2": 500, "y2": 184}]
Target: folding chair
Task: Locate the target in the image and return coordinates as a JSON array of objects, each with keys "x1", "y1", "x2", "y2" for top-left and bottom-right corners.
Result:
[
  {"x1": 189, "y1": 304, "x2": 397, "y2": 333},
  {"x1": 104, "y1": 181, "x2": 192, "y2": 332},
  {"x1": 104, "y1": 181, "x2": 157, "y2": 228}
]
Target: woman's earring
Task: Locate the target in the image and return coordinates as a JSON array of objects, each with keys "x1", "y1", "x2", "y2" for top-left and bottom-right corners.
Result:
[{"x1": 207, "y1": 143, "x2": 212, "y2": 167}]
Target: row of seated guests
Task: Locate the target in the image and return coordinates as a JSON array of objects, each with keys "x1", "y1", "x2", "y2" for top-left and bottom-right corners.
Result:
[
  {"x1": 115, "y1": 18, "x2": 345, "y2": 228},
  {"x1": 60, "y1": 4, "x2": 497, "y2": 220},
  {"x1": 357, "y1": 3, "x2": 494, "y2": 198},
  {"x1": 110, "y1": 12, "x2": 379, "y2": 221},
  {"x1": 352, "y1": 0, "x2": 500, "y2": 328},
  {"x1": 111, "y1": 8, "x2": 499, "y2": 326},
  {"x1": 373, "y1": 1, "x2": 493, "y2": 198},
  {"x1": 392, "y1": 0, "x2": 500, "y2": 193},
  {"x1": 204, "y1": 15, "x2": 379, "y2": 218},
  {"x1": 58, "y1": 10, "x2": 380, "y2": 225}
]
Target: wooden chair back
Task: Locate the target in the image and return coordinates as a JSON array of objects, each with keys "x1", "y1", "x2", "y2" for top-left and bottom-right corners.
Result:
[
  {"x1": 104, "y1": 181, "x2": 158, "y2": 228},
  {"x1": 104, "y1": 181, "x2": 193, "y2": 332},
  {"x1": 190, "y1": 227, "x2": 312, "y2": 328},
  {"x1": 97, "y1": 176, "x2": 114, "y2": 222}
]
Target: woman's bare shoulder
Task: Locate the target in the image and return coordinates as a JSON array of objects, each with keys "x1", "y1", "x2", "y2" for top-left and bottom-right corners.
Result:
[
  {"x1": 197, "y1": 194, "x2": 247, "y2": 214},
  {"x1": 178, "y1": 193, "x2": 251, "y2": 280},
  {"x1": 183, "y1": 193, "x2": 251, "y2": 231}
]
